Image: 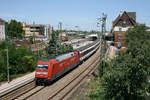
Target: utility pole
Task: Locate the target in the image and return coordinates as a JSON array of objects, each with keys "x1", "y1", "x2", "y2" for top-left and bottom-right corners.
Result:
[
  {"x1": 101, "y1": 13, "x2": 107, "y2": 54},
  {"x1": 97, "y1": 13, "x2": 107, "y2": 77},
  {"x1": 6, "y1": 43, "x2": 10, "y2": 83},
  {"x1": 5, "y1": 21, "x2": 10, "y2": 83},
  {"x1": 97, "y1": 13, "x2": 107, "y2": 57}
]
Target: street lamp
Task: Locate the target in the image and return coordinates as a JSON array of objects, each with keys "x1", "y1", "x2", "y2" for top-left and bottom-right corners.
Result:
[
  {"x1": 6, "y1": 42, "x2": 10, "y2": 83},
  {"x1": 5, "y1": 21, "x2": 10, "y2": 83}
]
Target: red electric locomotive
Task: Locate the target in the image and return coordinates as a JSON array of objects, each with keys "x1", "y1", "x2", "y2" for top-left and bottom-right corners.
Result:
[
  {"x1": 35, "y1": 38, "x2": 100, "y2": 85},
  {"x1": 35, "y1": 51, "x2": 80, "y2": 85}
]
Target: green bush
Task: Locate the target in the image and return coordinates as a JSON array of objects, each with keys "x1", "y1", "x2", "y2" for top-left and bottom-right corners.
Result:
[
  {"x1": 88, "y1": 24, "x2": 150, "y2": 100},
  {"x1": 0, "y1": 73, "x2": 7, "y2": 82},
  {"x1": 0, "y1": 41, "x2": 37, "y2": 82}
]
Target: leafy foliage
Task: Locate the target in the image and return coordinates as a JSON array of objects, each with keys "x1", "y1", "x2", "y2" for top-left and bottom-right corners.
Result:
[
  {"x1": 59, "y1": 44, "x2": 73, "y2": 54},
  {"x1": 46, "y1": 30, "x2": 74, "y2": 57},
  {"x1": 47, "y1": 30, "x2": 59, "y2": 57},
  {"x1": 5, "y1": 20, "x2": 25, "y2": 38},
  {"x1": 0, "y1": 41, "x2": 37, "y2": 82},
  {"x1": 88, "y1": 24, "x2": 150, "y2": 100}
]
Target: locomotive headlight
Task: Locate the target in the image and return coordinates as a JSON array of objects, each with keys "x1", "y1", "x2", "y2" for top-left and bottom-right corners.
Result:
[
  {"x1": 36, "y1": 72, "x2": 48, "y2": 75},
  {"x1": 42, "y1": 72, "x2": 48, "y2": 75},
  {"x1": 36, "y1": 72, "x2": 41, "y2": 74}
]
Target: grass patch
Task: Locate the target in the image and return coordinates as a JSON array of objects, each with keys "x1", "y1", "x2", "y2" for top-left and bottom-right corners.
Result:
[
  {"x1": 72, "y1": 77, "x2": 102, "y2": 100},
  {"x1": 10, "y1": 71, "x2": 33, "y2": 80},
  {"x1": 0, "y1": 71, "x2": 34, "y2": 83},
  {"x1": 86, "y1": 77, "x2": 103, "y2": 100}
]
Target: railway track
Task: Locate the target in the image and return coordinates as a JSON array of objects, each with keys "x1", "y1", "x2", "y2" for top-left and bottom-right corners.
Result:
[
  {"x1": 14, "y1": 86, "x2": 45, "y2": 100},
  {"x1": 0, "y1": 79, "x2": 35, "y2": 100},
  {"x1": 14, "y1": 48, "x2": 100, "y2": 100},
  {"x1": 0, "y1": 45, "x2": 101, "y2": 100},
  {"x1": 48, "y1": 54, "x2": 100, "y2": 100}
]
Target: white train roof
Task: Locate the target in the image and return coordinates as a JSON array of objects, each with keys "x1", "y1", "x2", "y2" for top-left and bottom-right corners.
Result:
[
  {"x1": 87, "y1": 34, "x2": 98, "y2": 37},
  {"x1": 55, "y1": 52, "x2": 75, "y2": 62}
]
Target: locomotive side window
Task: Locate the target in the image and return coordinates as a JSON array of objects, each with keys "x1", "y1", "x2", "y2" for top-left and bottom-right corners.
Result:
[{"x1": 37, "y1": 65, "x2": 49, "y2": 70}]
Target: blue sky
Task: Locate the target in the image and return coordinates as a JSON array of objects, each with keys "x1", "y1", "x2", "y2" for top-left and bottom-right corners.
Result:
[{"x1": 0, "y1": 0, "x2": 150, "y2": 31}]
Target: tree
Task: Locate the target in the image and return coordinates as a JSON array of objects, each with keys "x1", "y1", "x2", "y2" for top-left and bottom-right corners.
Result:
[
  {"x1": 0, "y1": 40, "x2": 7, "y2": 50},
  {"x1": 47, "y1": 30, "x2": 59, "y2": 57},
  {"x1": 46, "y1": 30, "x2": 74, "y2": 57},
  {"x1": 29, "y1": 36, "x2": 34, "y2": 44},
  {"x1": 101, "y1": 52, "x2": 150, "y2": 100},
  {"x1": 58, "y1": 44, "x2": 74, "y2": 54},
  {"x1": 0, "y1": 50, "x2": 7, "y2": 81},
  {"x1": 89, "y1": 24, "x2": 150, "y2": 100},
  {"x1": 8, "y1": 45, "x2": 37, "y2": 74},
  {"x1": 5, "y1": 20, "x2": 25, "y2": 39},
  {"x1": 0, "y1": 40, "x2": 37, "y2": 81}
]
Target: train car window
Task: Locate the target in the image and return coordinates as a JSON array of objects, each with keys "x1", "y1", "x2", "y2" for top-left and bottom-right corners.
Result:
[
  {"x1": 37, "y1": 65, "x2": 49, "y2": 70},
  {"x1": 83, "y1": 47, "x2": 94, "y2": 55}
]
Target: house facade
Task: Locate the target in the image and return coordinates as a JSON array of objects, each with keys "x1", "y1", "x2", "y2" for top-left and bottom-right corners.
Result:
[
  {"x1": 22, "y1": 22, "x2": 51, "y2": 41},
  {"x1": 147, "y1": 27, "x2": 150, "y2": 32},
  {"x1": 44, "y1": 24, "x2": 51, "y2": 40},
  {"x1": 0, "y1": 18, "x2": 5, "y2": 41},
  {"x1": 112, "y1": 11, "x2": 136, "y2": 47}
]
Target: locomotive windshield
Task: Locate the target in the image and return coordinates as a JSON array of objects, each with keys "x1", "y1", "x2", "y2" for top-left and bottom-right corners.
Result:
[{"x1": 37, "y1": 65, "x2": 49, "y2": 70}]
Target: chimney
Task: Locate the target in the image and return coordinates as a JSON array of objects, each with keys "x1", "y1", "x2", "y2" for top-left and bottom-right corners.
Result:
[{"x1": 120, "y1": 11, "x2": 124, "y2": 16}]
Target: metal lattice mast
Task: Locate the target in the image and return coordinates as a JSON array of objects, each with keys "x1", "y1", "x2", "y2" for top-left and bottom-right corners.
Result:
[
  {"x1": 97, "y1": 13, "x2": 107, "y2": 77},
  {"x1": 101, "y1": 13, "x2": 107, "y2": 56}
]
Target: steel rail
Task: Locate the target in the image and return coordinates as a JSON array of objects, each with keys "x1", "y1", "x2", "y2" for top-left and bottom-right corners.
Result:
[{"x1": 48, "y1": 52, "x2": 100, "y2": 100}]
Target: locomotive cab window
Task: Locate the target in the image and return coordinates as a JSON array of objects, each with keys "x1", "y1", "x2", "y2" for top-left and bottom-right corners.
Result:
[{"x1": 37, "y1": 65, "x2": 49, "y2": 70}]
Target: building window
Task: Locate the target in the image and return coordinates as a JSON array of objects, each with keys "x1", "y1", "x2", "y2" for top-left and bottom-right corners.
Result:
[
  {"x1": 119, "y1": 28, "x2": 122, "y2": 31},
  {"x1": 118, "y1": 34, "x2": 122, "y2": 40},
  {"x1": 122, "y1": 20, "x2": 126, "y2": 27},
  {"x1": 123, "y1": 20, "x2": 126, "y2": 24}
]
